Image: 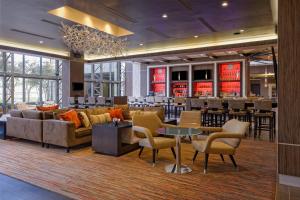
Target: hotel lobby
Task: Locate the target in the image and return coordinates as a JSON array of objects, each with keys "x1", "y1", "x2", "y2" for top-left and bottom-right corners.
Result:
[{"x1": 0, "y1": 0, "x2": 299, "y2": 199}]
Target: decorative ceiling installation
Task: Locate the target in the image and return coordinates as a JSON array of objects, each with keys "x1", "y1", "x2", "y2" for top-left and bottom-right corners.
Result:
[{"x1": 61, "y1": 23, "x2": 127, "y2": 57}]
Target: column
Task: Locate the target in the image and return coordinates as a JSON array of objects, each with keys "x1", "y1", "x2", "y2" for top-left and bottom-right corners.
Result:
[{"x1": 278, "y1": 0, "x2": 300, "y2": 187}]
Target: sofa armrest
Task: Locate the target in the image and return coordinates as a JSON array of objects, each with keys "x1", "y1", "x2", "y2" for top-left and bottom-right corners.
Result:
[{"x1": 43, "y1": 120, "x2": 75, "y2": 147}]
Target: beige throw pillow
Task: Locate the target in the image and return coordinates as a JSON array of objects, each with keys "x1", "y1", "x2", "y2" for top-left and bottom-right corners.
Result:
[
  {"x1": 78, "y1": 112, "x2": 91, "y2": 128},
  {"x1": 89, "y1": 113, "x2": 112, "y2": 125}
]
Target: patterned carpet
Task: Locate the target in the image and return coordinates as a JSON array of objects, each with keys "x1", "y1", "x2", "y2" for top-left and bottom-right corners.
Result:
[{"x1": 0, "y1": 138, "x2": 276, "y2": 200}]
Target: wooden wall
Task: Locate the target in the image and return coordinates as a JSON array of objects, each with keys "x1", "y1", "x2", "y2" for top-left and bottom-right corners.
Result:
[{"x1": 278, "y1": 0, "x2": 300, "y2": 177}]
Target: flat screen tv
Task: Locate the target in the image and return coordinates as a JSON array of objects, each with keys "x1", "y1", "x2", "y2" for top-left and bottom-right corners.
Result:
[
  {"x1": 72, "y1": 82, "x2": 84, "y2": 91},
  {"x1": 172, "y1": 71, "x2": 187, "y2": 81},
  {"x1": 194, "y1": 70, "x2": 212, "y2": 80}
]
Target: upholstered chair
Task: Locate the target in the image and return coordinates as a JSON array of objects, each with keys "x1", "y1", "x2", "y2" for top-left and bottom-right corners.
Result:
[
  {"x1": 178, "y1": 111, "x2": 201, "y2": 141},
  {"x1": 192, "y1": 119, "x2": 250, "y2": 173},
  {"x1": 132, "y1": 113, "x2": 176, "y2": 166}
]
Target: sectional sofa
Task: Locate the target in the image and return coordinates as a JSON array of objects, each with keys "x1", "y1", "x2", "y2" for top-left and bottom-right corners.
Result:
[{"x1": 6, "y1": 105, "x2": 165, "y2": 152}]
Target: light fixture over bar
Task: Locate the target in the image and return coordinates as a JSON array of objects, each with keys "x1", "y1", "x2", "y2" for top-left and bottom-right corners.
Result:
[{"x1": 48, "y1": 6, "x2": 134, "y2": 37}]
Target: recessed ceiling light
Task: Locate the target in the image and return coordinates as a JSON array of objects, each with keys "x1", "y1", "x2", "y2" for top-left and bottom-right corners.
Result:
[
  {"x1": 162, "y1": 14, "x2": 168, "y2": 18},
  {"x1": 240, "y1": 29, "x2": 245, "y2": 33},
  {"x1": 222, "y1": 1, "x2": 228, "y2": 7},
  {"x1": 194, "y1": 35, "x2": 199, "y2": 38},
  {"x1": 39, "y1": 40, "x2": 44, "y2": 44},
  {"x1": 139, "y1": 43, "x2": 144, "y2": 46}
]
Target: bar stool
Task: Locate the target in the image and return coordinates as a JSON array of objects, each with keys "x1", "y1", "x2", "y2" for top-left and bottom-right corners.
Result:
[
  {"x1": 253, "y1": 100, "x2": 275, "y2": 141},
  {"x1": 207, "y1": 98, "x2": 225, "y2": 127},
  {"x1": 96, "y1": 97, "x2": 106, "y2": 107},
  {"x1": 77, "y1": 97, "x2": 87, "y2": 108},
  {"x1": 136, "y1": 97, "x2": 146, "y2": 107},
  {"x1": 128, "y1": 96, "x2": 137, "y2": 107},
  {"x1": 68, "y1": 97, "x2": 77, "y2": 108},
  {"x1": 228, "y1": 99, "x2": 248, "y2": 121},
  {"x1": 173, "y1": 97, "x2": 186, "y2": 118},
  {"x1": 87, "y1": 97, "x2": 96, "y2": 108},
  {"x1": 153, "y1": 96, "x2": 164, "y2": 107},
  {"x1": 145, "y1": 96, "x2": 155, "y2": 107},
  {"x1": 162, "y1": 97, "x2": 170, "y2": 116}
]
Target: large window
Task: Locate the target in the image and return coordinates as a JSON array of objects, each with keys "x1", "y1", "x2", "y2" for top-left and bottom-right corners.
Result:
[
  {"x1": 0, "y1": 51, "x2": 63, "y2": 109},
  {"x1": 84, "y1": 62, "x2": 121, "y2": 97}
]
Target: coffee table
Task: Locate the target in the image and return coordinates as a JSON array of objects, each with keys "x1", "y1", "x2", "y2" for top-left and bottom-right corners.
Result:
[
  {"x1": 157, "y1": 127, "x2": 201, "y2": 174},
  {"x1": 92, "y1": 122, "x2": 139, "y2": 156}
]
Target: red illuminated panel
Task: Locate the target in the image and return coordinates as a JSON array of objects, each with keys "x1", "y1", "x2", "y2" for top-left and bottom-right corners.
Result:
[
  {"x1": 219, "y1": 62, "x2": 241, "y2": 81},
  {"x1": 172, "y1": 82, "x2": 188, "y2": 97},
  {"x1": 193, "y1": 82, "x2": 213, "y2": 97},
  {"x1": 151, "y1": 83, "x2": 165, "y2": 96},
  {"x1": 219, "y1": 82, "x2": 240, "y2": 96},
  {"x1": 151, "y1": 67, "x2": 166, "y2": 82}
]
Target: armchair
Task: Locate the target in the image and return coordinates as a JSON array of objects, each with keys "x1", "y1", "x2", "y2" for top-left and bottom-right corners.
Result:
[
  {"x1": 132, "y1": 112, "x2": 176, "y2": 165},
  {"x1": 192, "y1": 119, "x2": 250, "y2": 173},
  {"x1": 132, "y1": 126, "x2": 176, "y2": 166}
]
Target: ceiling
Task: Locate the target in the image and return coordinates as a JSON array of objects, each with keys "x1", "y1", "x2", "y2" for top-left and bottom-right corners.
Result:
[{"x1": 0, "y1": 0, "x2": 277, "y2": 60}]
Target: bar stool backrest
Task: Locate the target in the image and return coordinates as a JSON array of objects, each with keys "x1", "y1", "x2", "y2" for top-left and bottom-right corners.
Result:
[
  {"x1": 88, "y1": 97, "x2": 96, "y2": 104},
  {"x1": 174, "y1": 97, "x2": 186, "y2": 104},
  {"x1": 154, "y1": 96, "x2": 163, "y2": 103},
  {"x1": 78, "y1": 97, "x2": 86, "y2": 104},
  {"x1": 128, "y1": 96, "x2": 136, "y2": 103},
  {"x1": 97, "y1": 97, "x2": 106, "y2": 105},
  {"x1": 146, "y1": 96, "x2": 154, "y2": 103},
  {"x1": 137, "y1": 97, "x2": 144, "y2": 103},
  {"x1": 228, "y1": 99, "x2": 246, "y2": 110},
  {"x1": 254, "y1": 100, "x2": 272, "y2": 111},
  {"x1": 162, "y1": 97, "x2": 169, "y2": 103},
  {"x1": 190, "y1": 98, "x2": 205, "y2": 108},
  {"x1": 207, "y1": 99, "x2": 223, "y2": 109},
  {"x1": 68, "y1": 97, "x2": 75, "y2": 104}
]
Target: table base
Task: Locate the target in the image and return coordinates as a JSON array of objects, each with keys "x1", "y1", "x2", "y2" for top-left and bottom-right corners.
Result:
[{"x1": 165, "y1": 164, "x2": 192, "y2": 174}]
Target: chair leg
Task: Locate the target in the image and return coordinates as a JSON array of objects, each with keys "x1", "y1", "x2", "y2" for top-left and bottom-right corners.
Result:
[
  {"x1": 220, "y1": 154, "x2": 225, "y2": 162},
  {"x1": 171, "y1": 147, "x2": 176, "y2": 159},
  {"x1": 138, "y1": 147, "x2": 144, "y2": 158},
  {"x1": 152, "y1": 149, "x2": 156, "y2": 166},
  {"x1": 66, "y1": 147, "x2": 70, "y2": 153},
  {"x1": 229, "y1": 155, "x2": 237, "y2": 168},
  {"x1": 204, "y1": 153, "x2": 209, "y2": 174},
  {"x1": 156, "y1": 149, "x2": 159, "y2": 155},
  {"x1": 192, "y1": 151, "x2": 199, "y2": 163}
]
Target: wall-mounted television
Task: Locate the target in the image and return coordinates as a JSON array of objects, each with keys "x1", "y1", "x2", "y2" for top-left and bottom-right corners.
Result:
[
  {"x1": 172, "y1": 71, "x2": 188, "y2": 81},
  {"x1": 72, "y1": 82, "x2": 84, "y2": 91},
  {"x1": 194, "y1": 70, "x2": 212, "y2": 80}
]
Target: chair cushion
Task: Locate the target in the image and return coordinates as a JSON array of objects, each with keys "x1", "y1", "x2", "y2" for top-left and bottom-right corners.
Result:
[
  {"x1": 139, "y1": 137, "x2": 176, "y2": 149},
  {"x1": 192, "y1": 140, "x2": 235, "y2": 154},
  {"x1": 78, "y1": 112, "x2": 91, "y2": 128},
  {"x1": 75, "y1": 127, "x2": 91, "y2": 138},
  {"x1": 59, "y1": 109, "x2": 82, "y2": 128},
  {"x1": 221, "y1": 119, "x2": 249, "y2": 147}
]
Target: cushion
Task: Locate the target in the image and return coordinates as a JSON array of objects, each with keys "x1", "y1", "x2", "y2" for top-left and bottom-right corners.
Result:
[
  {"x1": 109, "y1": 108, "x2": 124, "y2": 120},
  {"x1": 22, "y1": 110, "x2": 43, "y2": 119},
  {"x1": 36, "y1": 105, "x2": 59, "y2": 111},
  {"x1": 192, "y1": 140, "x2": 235, "y2": 155},
  {"x1": 86, "y1": 107, "x2": 109, "y2": 119},
  {"x1": 89, "y1": 113, "x2": 111, "y2": 125},
  {"x1": 59, "y1": 109, "x2": 82, "y2": 128},
  {"x1": 10, "y1": 110, "x2": 23, "y2": 118},
  {"x1": 78, "y1": 112, "x2": 91, "y2": 128},
  {"x1": 114, "y1": 104, "x2": 130, "y2": 120},
  {"x1": 75, "y1": 127, "x2": 91, "y2": 138}
]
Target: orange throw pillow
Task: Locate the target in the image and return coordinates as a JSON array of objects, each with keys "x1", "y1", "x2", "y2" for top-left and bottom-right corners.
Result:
[
  {"x1": 109, "y1": 108, "x2": 124, "y2": 121},
  {"x1": 37, "y1": 105, "x2": 59, "y2": 111},
  {"x1": 59, "y1": 109, "x2": 82, "y2": 128}
]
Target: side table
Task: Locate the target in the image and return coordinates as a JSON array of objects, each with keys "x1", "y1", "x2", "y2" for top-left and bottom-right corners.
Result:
[{"x1": 92, "y1": 122, "x2": 139, "y2": 156}]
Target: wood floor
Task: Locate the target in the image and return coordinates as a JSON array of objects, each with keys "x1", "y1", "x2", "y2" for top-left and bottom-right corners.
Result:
[{"x1": 0, "y1": 138, "x2": 276, "y2": 200}]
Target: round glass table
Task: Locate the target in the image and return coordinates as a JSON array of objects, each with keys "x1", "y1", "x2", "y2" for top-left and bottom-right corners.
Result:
[{"x1": 157, "y1": 127, "x2": 201, "y2": 174}]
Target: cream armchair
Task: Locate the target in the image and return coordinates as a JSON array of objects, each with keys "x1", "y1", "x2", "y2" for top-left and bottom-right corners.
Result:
[
  {"x1": 192, "y1": 119, "x2": 250, "y2": 173},
  {"x1": 132, "y1": 113, "x2": 176, "y2": 166}
]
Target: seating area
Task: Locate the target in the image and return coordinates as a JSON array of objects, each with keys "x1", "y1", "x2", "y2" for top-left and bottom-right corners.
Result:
[{"x1": 1, "y1": 0, "x2": 300, "y2": 199}]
